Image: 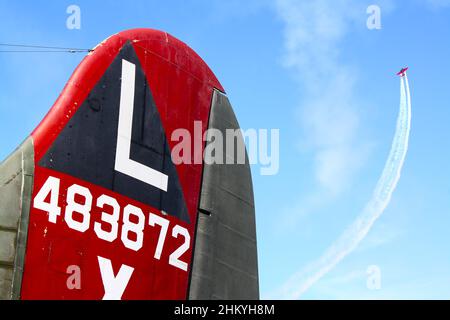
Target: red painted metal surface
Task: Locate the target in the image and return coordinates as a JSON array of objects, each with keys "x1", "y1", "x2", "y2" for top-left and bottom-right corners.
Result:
[{"x1": 21, "y1": 29, "x2": 224, "y2": 299}]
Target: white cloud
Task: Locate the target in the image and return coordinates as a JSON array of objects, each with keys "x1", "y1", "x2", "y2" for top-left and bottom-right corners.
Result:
[
  {"x1": 273, "y1": 0, "x2": 369, "y2": 296},
  {"x1": 277, "y1": 0, "x2": 368, "y2": 196},
  {"x1": 355, "y1": 222, "x2": 403, "y2": 253},
  {"x1": 273, "y1": 0, "x2": 413, "y2": 299}
]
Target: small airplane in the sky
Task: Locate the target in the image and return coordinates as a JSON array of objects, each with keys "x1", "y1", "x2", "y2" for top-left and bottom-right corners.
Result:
[{"x1": 397, "y1": 67, "x2": 409, "y2": 77}]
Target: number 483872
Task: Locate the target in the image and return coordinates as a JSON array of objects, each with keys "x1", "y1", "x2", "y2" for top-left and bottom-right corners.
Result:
[{"x1": 33, "y1": 176, "x2": 190, "y2": 272}]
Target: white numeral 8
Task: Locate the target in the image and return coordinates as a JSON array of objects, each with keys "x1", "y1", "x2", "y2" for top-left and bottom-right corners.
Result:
[
  {"x1": 121, "y1": 204, "x2": 145, "y2": 251},
  {"x1": 65, "y1": 184, "x2": 92, "y2": 233}
]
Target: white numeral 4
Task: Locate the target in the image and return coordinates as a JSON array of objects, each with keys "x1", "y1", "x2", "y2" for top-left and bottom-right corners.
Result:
[{"x1": 33, "y1": 176, "x2": 61, "y2": 223}]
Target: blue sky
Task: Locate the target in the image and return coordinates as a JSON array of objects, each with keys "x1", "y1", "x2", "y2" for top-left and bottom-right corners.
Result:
[{"x1": 1, "y1": 0, "x2": 450, "y2": 299}]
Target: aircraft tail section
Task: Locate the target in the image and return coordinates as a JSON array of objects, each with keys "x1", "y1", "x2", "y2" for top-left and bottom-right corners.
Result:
[{"x1": 0, "y1": 29, "x2": 259, "y2": 300}]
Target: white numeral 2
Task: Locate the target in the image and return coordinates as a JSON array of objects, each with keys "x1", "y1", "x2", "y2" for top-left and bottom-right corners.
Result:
[{"x1": 169, "y1": 225, "x2": 190, "y2": 271}]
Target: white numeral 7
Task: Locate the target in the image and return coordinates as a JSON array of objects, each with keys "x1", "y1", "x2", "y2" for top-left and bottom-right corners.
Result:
[{"x1": 148, "y1": 213, "x2": 169, "y2": 260}]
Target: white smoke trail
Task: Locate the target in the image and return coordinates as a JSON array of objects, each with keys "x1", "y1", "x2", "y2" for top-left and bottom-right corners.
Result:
[{"x1": 277, "y1": 75, "x2": 412, "y2": 299}]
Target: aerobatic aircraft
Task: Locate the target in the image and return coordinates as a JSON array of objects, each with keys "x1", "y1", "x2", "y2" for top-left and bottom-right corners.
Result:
[{"x1": 397, "y1": 67, "x2": 409, "y2": 77}]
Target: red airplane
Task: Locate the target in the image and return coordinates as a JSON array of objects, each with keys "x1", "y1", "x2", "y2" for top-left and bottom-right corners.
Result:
[{"x1": 397, "y1": 67, "x2": 409, "y2": 77}]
